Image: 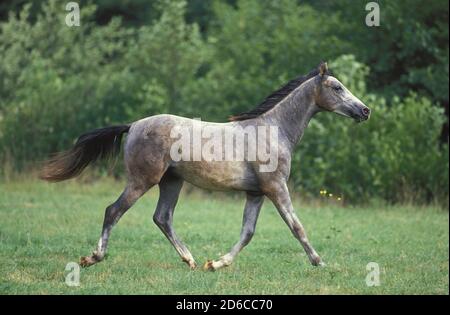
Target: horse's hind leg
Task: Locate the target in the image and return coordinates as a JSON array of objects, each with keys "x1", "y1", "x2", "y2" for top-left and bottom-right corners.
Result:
[
  {"x1": 153, "y1": 173, "x2": 196, "y2": 269},
  {"x1": 80, "y1": 182, "x2": 151, "y2": 267},
  {"x1": 204, "y1": 193, "x2": 264, "y2": 271}
]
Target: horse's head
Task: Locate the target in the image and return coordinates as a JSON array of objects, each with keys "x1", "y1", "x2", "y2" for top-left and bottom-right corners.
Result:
[{"x1": 314, "y1": 62, "x2": 371, "y2": 123}]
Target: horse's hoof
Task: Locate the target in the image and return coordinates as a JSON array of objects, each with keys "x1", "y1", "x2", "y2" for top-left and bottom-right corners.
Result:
[
  {"x1": 309, "y1": 254, "x2": 325, "y2": 267},
  {"x1": 80, "y1": 255, "x2": 98, "y2": 267},
  {"x1": 312, "y1": 260, "x2": 326, "y2": 267},
  {"x1": 182, "y1": 258, "x2": 197, "y2": 270},
  {"x1": 203, "y1": 260, "x2": 215, "y2": 272},
  {"x1": 189, "y1": 261, "x2": 197, "y2": 270}
]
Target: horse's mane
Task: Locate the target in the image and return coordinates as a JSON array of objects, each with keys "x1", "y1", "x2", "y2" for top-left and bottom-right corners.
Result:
[{"x1": 229, "y1": 67, "x2": 329, "y2": 121}]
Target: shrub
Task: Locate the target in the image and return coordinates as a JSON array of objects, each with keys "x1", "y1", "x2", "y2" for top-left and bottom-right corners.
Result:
[{"x1": 0, "y1": 0, "x2": 205, "y2": 169}]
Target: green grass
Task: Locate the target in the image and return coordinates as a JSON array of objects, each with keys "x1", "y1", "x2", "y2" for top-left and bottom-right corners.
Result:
[{"x1": 0, "y1": 179, "x2": 448, "y2": 295}]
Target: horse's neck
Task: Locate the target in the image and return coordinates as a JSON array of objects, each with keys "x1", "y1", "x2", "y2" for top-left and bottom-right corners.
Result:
[{"x1": 261, "y1": 82, "x2": 319, "y2": 152}]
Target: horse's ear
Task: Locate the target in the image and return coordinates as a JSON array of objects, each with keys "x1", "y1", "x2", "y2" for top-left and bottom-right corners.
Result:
[{"x1": 319, "y1": 61, "x2": 328, "y2": 77}]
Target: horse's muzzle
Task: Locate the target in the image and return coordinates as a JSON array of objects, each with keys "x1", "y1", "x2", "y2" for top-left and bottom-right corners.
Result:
[
  {"x1": 351, "y1": 103, "x2": 371, "y2": 123},
  {"x1": 360, "y1": 106, "x2": 371, "y2": 121}
]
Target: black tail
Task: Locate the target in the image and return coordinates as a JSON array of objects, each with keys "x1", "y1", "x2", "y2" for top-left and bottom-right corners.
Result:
[{"x1": 40, "y1": 124, "x2": 130, "y2": 182}]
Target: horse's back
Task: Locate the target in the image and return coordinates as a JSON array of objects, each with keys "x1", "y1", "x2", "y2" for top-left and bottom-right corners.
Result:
[{"x1": 123, "y1": 114, "x2": 259, "y2": 191}]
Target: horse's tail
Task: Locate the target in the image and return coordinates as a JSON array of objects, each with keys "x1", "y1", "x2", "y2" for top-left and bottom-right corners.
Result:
[{"x1": 40, "y1": 124, "x2": 131, "y2": 182}]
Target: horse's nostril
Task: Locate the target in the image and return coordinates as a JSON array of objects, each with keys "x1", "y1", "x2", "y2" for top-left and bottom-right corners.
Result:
[{"x1": 362, "y1": 107, "x2": 370, "y2": 116}]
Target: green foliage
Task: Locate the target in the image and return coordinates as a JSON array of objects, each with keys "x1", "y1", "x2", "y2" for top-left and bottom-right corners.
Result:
[
  {"x1": 124, "y1": 0, "x2": 207, "y2": 117},
  {"x1": 0, "y1": 1, "x2": 133, "y2": 166},
  {"x1": 0, "y1": 0, "x2": 205, "y2": 167},
  {"x1": 185, "y1": 0, "x2": 350, "y2": 120},
  {"x1": 0, "y1": 0, "x2": 448, "y2": 205},
  {"x1": 305, "y1": 0, "x2": 449, "y2": 105}
]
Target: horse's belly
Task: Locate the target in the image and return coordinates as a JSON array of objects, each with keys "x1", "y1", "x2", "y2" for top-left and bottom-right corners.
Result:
[{"x1": 171, "y1": 161, "x2": 257, "y2": 191}]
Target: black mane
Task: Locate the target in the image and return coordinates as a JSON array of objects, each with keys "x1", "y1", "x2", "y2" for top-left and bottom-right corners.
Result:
[{"x1": 229, "y1": 67, "x2": 329, "y2": 121}]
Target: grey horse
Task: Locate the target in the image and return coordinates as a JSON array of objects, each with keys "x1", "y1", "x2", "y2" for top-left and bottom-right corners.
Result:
[{"x1": 40, "y1": 62, "x2": 370, "y2": 270}]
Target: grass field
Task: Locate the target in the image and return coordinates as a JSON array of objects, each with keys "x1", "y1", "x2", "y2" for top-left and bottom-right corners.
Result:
[{"x1": 0, "y1": 179, "x2": 448, "y2": 295}]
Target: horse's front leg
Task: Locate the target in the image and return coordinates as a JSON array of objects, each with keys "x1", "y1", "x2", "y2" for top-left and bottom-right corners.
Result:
[
  {"x1": 204, "y1": 193, "x2": 264, "y2": 271},
  {"x1": 265, "y1": 181, "x2": 324, "y2": 266}
]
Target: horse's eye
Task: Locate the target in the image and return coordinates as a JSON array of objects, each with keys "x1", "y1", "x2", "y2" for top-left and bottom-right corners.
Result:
[{"x1": 333, "y1": 86, "x2": 343, "y2": 92}]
